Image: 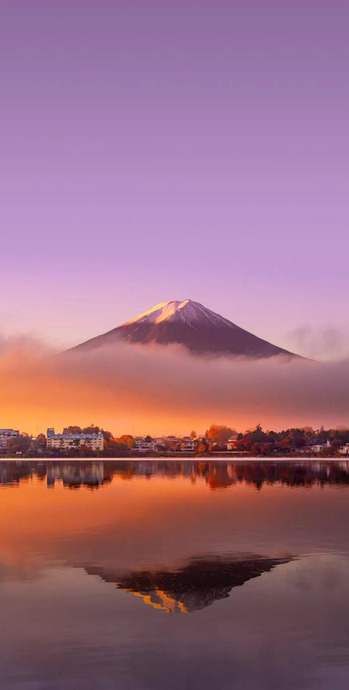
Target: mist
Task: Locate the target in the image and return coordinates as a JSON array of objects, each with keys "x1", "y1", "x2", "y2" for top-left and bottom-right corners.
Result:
[{"x1": 1, "y1": 336, "x2": 349, "y2": 435}]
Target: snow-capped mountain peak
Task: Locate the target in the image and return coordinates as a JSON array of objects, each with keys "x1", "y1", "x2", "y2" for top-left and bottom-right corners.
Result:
[
  {"x1": 72, "y1": 298, "x2": 298, "y2": 359},
  {"x1": 123, "y1": 300, "x2": 190, "y2": 325},
  {"x1": 123, "y1": 299, "x2": 236, "y2": 329}
]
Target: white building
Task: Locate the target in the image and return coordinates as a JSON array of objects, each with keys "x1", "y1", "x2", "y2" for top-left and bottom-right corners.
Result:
[
  {"x1": 0, "y1": 429, "x2": 19, "y2": 452},
  {"x1": 134, "y1": 437, "x2": 156, "y2": 453},
  {"x1": 0, "y1": 429, "x2": 19, "y2": 437},
  {"x1": 46, "y1": 428, "x2": 104, "y2": 452},
  {"x1": 312, "y1": 441, "x2": 331, "y2": 453},
  {"x1": 339, "y1": 444, "x2": 349, "y2": 456},
  {"x1": 162, "y1": 436, "x2": 181, "y2": 449},
  {"x1": 180, "y1": 438, "x2": 197, "y2": 453},
  {"x1": 0, "y1": 437, "x2": 8, "y2": 450}
]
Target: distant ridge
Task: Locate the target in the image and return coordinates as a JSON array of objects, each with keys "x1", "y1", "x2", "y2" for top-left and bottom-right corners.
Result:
[{"x1": 71, "y1": 299, "x2": 300, "y2": 359}]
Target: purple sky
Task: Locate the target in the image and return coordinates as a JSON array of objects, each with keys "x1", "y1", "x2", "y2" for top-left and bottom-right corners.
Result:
[{"x1": 1, "y1": 0, "x2": 348, "y2": 359}]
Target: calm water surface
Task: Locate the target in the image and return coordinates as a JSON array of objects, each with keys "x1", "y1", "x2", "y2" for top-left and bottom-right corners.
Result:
[{"x1": 1, "y1": 459, "x2": 349, "y2": 689}]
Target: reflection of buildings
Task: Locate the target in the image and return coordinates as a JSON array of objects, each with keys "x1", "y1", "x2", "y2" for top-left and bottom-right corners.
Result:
[
  {"x1": 46, "y1": 428, "x2": 104, "y2": 452},
  {"x1": 46, "y1": 462, "x2": 104, "y2": 488},
  {"x1": 0, "y1": 461, "x2": 34, "y2": 484},
  {"x1": 2, "y1": 459, "x2": 349, "y2": 491},
  {"x1": 87, "y1": 556, "x2": 292, "y2": 614}
]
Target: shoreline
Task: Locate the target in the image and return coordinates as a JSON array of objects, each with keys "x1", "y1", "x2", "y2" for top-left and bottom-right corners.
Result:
[{"x1": 0, "y1": 456, "x2": 347, "y2": 462}]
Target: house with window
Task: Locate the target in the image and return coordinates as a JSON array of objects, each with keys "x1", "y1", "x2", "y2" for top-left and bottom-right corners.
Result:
[
  {"x1": 46, "y1": 428, "x2": 104, "y2": 451},
  {"x1": 180, "y1": 437, "x2": 197, "y2": 453},
  {"x1": 134, "y1": 437, "x2": 156, "y2": 453},
  {"x1": 0, "y1": 429, "x2": 19, "y2": 452},
  {"x1": 227, "y1": 436, "x2": 239, "y2": 451}
]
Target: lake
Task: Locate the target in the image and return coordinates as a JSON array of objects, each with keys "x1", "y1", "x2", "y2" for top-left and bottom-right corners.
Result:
[{"x1": 1, "y1": 459, "x2": 349, "y2": 689}]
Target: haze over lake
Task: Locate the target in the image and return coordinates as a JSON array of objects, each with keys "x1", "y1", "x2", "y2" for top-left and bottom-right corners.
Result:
[{"x1": 1, "y1": 459, "x2": 349, "y2": 689}]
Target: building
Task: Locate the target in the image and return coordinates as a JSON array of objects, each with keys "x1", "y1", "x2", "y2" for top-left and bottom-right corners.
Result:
[
  {"x1": 0, "y1": 429, "x2": 19, "y2": 437},
  {"x1": 152, "y1": 437, "x2": 166, "y2": 448},
  {"x1": 0, "y1": 429, "x2": 19, "y2": 452},
  {"x1": 0, "y1": 437, "x2": 8, "y2": 451},
  {"x1": 339, "y1": 444, "x2": 349, "y2": 456},
  {"x1": 46, "y1": 428, "x2": 104, "y2": 452},
  {"x1": 180, "y1": 438, "x2": 197, "y2": 453},
  {"x1": 227, "y1": 437, "x2": 239, "y2": 451},
  {"x1": 312, "y1": 440, "x2": 331, "y2": 454},
  {"x1": 134, "y1": 437, "x2": 156, "y2": 453},
  {"x1": 162, "y1": 436, "x2": 181, "y2": 450}
]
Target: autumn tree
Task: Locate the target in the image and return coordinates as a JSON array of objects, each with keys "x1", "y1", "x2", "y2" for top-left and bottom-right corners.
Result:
[
  {"x1": 82, "y1": 425, "x2": 101, "y2": 435},
  {"x1": 7, "y1": 435, "x2": 31, "y2": 455},
  {"x1": 103, "y1": 439, "x2": 130, "y2": 457},
  {"x1": 35, "y1": 433, "x2": 47, "y2": 449},
  {"x1": 65, "y1": 426, "x2": 83, "y2": 434},
  {"x1": 206, "y1": 424, "x2": 236, "y2": 445},
  {"x1": 197, "y1": 438, "x2": 209, "y2": 455},
  {"x1": 117, "y1": 435, "x2": 135, "y2": 449}
]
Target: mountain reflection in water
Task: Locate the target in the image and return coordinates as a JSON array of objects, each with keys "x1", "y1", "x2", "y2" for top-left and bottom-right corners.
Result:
[
  {"x1": 112, "y1": 556, "x2": 292, "y2": 613},
  {"x1": 2, "y1": 459, "x2": 349, "y2": 689}
]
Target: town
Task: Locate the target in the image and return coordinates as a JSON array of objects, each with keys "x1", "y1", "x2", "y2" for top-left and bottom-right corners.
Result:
[{"x1": 1, "y1": 424, "x2": 349, "y2": 458}]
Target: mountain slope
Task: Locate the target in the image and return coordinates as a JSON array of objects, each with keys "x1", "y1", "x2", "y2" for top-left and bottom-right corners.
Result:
[{"x1": 72, "y1": 299, "x2": 299, "y2": 358}]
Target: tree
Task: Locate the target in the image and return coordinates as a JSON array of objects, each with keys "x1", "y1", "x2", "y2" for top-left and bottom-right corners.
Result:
[
  {"x1": 117, "y1": 435, "x2": 135, "y2": 449},
  {"x1": 35, "y1": 433, "x2": 47, "y2": 450},
  {"x1": 83, "y1": 425, "x2": 100, "y2": 434},
  {"x1": 190, "y1": 430, "x2": 197, "y2": 440},
  {"x1": 65, "y1": 426, "x2": 83, "y2": 434},
  {"x1": 197, "y1": 439, "x2": 209, "y2": 455},
  {"x1": 103, "y1": 440, "x2": 130, "y2": 457},
  {"x1": 207, "y1": 424, "x2": 236, "y2": 445},
  {"x1": 7, "y1": 435, "x2": 31, "y2": 455}
]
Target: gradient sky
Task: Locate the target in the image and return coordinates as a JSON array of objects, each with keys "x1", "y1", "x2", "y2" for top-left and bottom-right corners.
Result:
[{"x1": 1, "y1": 0, "x2": 348, "y2": 358}]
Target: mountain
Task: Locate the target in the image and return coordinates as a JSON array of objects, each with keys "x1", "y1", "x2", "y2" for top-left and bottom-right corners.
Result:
[{"x1": 72, "y1": 299, "x2": 298, "y2": 359}]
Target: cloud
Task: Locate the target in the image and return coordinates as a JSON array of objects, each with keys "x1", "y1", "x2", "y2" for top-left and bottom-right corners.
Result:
[
  {"x1": 0, "y1": 336, "x2": 349, "y2": 434},
  {"x1": 286, "y1": 323, "x2": 349, "y2": 361}
]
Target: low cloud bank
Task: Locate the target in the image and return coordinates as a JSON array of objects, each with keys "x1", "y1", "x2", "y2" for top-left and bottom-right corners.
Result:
[
  {"x1": 286, "y1": 323, "x2": 349, "y2": 361},
  {"x1": 0, "y1": 336, "x2": 349, "y2": 434}
]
